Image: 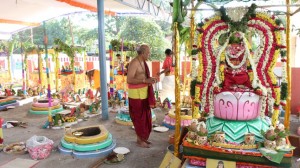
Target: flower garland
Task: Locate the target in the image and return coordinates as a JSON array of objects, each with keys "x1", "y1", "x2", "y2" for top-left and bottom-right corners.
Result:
[
  {"x1": 279, "y1": 24, "x2": 287, "y2": 107},
  {"x1": 193, "y1": 6, "x2": 286, "y2": 122},
  {"x1": 201, "y1": 21, "x2": 228, "y2": 114},
  {"x1": 247, "y1": 15, "x2": 278, "y2": 117},
  {"x1": 249, "y1": 18, "x2": 275, "y2": 88},
  {"x1": 193, "y1": 32, "x2": 203, "y2": 115},
  {"x1": 215, "y1": 31, "x2": 230, "y2": 85}
]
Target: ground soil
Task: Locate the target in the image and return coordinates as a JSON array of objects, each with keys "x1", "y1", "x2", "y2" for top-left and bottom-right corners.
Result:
[
  {"x1": 0, "y1": 103, "x2": 173, "y2": 168},
  {"x1": 0, "y1": 102, "x2": 299, "y2": 168}
]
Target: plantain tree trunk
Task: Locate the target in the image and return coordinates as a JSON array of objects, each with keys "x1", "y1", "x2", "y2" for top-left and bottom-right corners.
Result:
[
  {"x1": 55, "y1": 52, "x2": 59, "y2": 92},
  {"x1": 25, "y1": 54, "x2": 29, "y2": 89},
  {"x1": 67, "y1": 16, "x2": 76, "y2": 90},
  {"x1": 72, "y1": 57, "x2": 75, "y2": 90},
  {"x1": 38, "y1": 49, "x2": 43, "y2": 86},
  {"x1": 7, "y1": 42, "x2": 14, "y2": 82}
]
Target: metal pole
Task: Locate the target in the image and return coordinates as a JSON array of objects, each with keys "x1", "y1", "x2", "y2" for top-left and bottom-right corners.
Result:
[
  {"x1": 187, "y1": 3, "x2": 300, "y2": 10},
  {"x1": 173, "y1": 22, "x2": 181, "y2": 157},
  {"x1": 97, "y1": 0, "x2": 109, "y2": 120},
  {"x1": 284, "y1": 0, "x2": 291, "y2": 129}
]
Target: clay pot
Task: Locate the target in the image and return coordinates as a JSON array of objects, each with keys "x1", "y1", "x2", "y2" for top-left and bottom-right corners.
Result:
[
  {"x1": 187, "y1": 131, "x2": 197, "y2": 140},
  {"x1": 264, "y1": 139, "x2": 276, "y2": 150},
  {"x1": 276, "y1": 138, "x2": 287, "y2": 147},
  {"x1": 194, "y1": 135, "x2": 207, "y2": 145},
  {"x1": 64, "y1": 126, "x2": 72, "y2": 135},
  {"x1": 244, "y1": 133, "x2": 255, "y2": 145},
  {"x1": 214, "y1": 131, "x2": 225, "y2": 143}
]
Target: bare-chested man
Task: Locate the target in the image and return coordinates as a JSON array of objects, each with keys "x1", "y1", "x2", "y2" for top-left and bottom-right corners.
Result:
[{"x1": 127, "y1": 44, "x2": 157, "y2": 148}]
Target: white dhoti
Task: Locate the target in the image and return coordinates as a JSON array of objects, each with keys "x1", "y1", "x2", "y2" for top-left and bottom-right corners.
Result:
[{"x1": 159, "y1": 75, "x2": 175, "y2": 103}]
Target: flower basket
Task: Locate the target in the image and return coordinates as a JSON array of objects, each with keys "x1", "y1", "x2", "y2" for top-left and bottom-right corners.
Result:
[
  {"x1": 26, "y1": 135, "x2": 54, "y2": 160},
  {"x1": 27, "y1": 143, "x2": 53, "y2": 160}
]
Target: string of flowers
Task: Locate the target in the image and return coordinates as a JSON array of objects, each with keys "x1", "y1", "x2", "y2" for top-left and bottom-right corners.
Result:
[
  {"x1": 250, "y1": 18, "x2": 274, "y2": 89},
  {"x1": 280, "y1": 23, "x2": 287, "y2": 107},
  {"x1": 193, "y1": 6, "x2": 286, "y2": 121},
  {"x1": 215, "y1": 36, "x2": 229, "y2": 85},
  {"x1": 201, "y1": 21, "x2": 228, "y2": 114},
  {"x1": 193, "y1": 30, "x2": 203, "y2": 116},
  {"x1": 247, "y1": 14, "x2": 279, "y2": 118}
]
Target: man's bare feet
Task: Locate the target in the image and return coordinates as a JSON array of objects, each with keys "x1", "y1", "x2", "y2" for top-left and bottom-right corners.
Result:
[
  {"x1": 144, "y1": 140, "x2": 152, "y2": 144},
  {"x1": 136, "y1": 141, "x2": 150, "y2": 148}
]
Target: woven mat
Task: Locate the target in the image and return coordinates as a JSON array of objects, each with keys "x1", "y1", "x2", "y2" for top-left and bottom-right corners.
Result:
[{"x1": 0, "y1": 158, "x2": 39, "y2": 168}]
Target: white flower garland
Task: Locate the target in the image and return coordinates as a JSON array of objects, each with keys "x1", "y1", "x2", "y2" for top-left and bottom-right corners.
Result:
[
  {"x1": 280, "y1": 29, "x2": 287, "y2": 84},
  {"x1": 201, "y1": 21, "x2": 228, "y2": 111},
  {"x1": 209, "y1": 88, "x2": 214, "y2": 115},
  {"x1": 215, "y1": 31, "x2": 230, "y2": 85},
  {"x1": 260, "y1": 95, "x2": 267, "y2": 118},
  {"x1": 247, "y1": 19, "x2": 275, "y2": 115},
  {"x1": 252, "y1": 19, "x2": 274, "y2": 86},
  {"x1": 267, "y1": 87, "x2": 275, "y2": 114}
]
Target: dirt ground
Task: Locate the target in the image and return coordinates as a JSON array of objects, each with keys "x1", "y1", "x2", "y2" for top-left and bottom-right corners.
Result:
[
  {"x1": 0, "y1": 102, "x2": 299, "y2": 168},
  {"x1": 0, "y1": 103, "x2": 173, "y2": 168}
]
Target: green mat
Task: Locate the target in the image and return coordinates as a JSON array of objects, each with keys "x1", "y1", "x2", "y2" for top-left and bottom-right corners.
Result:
[{"x1": 183, "y1": 146, "x2": 292, "y2": 167}]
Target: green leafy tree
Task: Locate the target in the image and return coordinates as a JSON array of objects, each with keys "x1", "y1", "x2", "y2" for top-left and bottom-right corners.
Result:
[
  {"x1": 105, "y1": 16, "x2": 127, "y2": 40},
  {"x1": 155, "y1": 20, "x2": 172, "y2": 36},
  {"x1": 76, "y1": 28, "x2": 98, "y2": 51},
  {"x1": 119, "y1": 17, "x2": 169, "y2": 61},
  {"x1": 0, "y1": 39, "x2": 17, "y2": 81},
  {"x1": 11, "y1": 18, "x2": 71, "y2": 49}
]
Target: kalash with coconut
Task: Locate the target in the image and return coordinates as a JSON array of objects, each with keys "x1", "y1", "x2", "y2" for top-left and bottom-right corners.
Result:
[{"x1": 183, "y1": 4, "x2": 294, "y2": 167}]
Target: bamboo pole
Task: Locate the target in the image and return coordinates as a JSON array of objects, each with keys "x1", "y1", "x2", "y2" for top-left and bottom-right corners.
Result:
[
  {"x1": 7, "y1": 42, "x2": 14, "y2": 82},
  {"x1": 173, "y1": 22, "x2": 181, "y2": 157},
  {"x1": 284, "y1": 0, "x2": 291, "y2": 129},
  {"x1": 21, "y1": 44, "x2": 26, "y2": 96},
  {"x1": 182, "y1": 47, "x2": 187, "y2": 96},
  {"x1": 121, "y1": 39, "x2": 125, "y2": 91},
  {"x1": 55, "y1": 52, "x2": 59, "y2": 92},
  {"x1": 38, "y1": 47, "x2": 42, "y2": 87},
  {"x1": 25, "y1": 54, "x2": 29, "y2": 90},
  {"x1": 109, "y1": 45, "x2": 114, "y2": 98},
  {"x1": 190, "y1": 0, "x2": 197, "y2": 119},
  {"x1": 43, "y1": 22, "x2": 53, "y2": 127},
  {"x1": 68, "y1": 16, "x2": 76, "y2": 91},
  {"x1": 83, "y1": 52, "x2": 86, "y2": 91}
]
